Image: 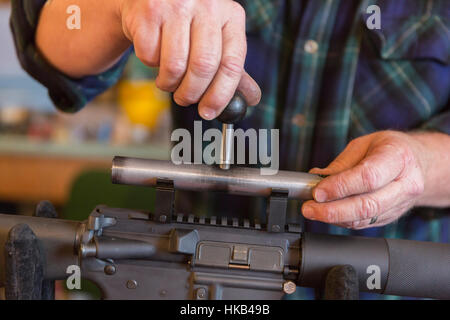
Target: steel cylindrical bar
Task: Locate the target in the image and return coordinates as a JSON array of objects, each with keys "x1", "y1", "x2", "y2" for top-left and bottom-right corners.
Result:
[
  {"x1": 112, "y1": 157, "x2": 322, "y2": 200},
  {"x1": 219, "y1": 123, "x2": 234, "y2": 170}
]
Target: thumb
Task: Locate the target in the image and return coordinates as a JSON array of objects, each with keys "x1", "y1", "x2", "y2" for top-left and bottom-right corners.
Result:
[
  {"x1": 237, "y1": 71, "x2": 261, "y2": 107},
  {"x1": 309, "y1": 136, "x2": 371, "y2": 176}
]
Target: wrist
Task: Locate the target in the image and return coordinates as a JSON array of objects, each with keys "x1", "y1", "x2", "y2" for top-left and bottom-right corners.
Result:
[{"x1": 408, "y1": 131, "x2": 450, "y2": 207}]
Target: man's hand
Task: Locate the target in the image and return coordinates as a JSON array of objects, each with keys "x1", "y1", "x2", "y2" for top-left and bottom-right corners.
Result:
[
  {"x1": 36, "y1": 0, "x2": 261, "y2": 119},
  {"x1": 119, "y1": 0, "x2": 261, "y2": 119},
  {"x1": 301, "y1": 130, "x2": 450, "y2": 229}
]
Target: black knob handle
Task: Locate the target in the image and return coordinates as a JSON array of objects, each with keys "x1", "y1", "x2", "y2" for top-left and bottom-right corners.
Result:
[{"x1": 217, "y1": 92, "x2": 248, "y2": 124}]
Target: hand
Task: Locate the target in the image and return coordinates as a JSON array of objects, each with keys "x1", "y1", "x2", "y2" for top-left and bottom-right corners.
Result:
[
  {"x1": 301, "y1": 131, "x2": 431, "y2": 229},
  {"x1": 119, "y1": 0, "x2": 261, "y2": 119}
]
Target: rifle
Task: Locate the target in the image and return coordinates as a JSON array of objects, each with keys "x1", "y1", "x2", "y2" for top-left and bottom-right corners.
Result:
[{"x1": 0, "y1": 157, "x2": 449, "y2": 300}]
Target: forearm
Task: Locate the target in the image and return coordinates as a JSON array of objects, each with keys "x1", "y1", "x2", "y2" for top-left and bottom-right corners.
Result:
[
  {"x1": 35, "y1": 0, "x2": 130, "y2": 78},
  {"x1": 413, "y1": 131, "x2": 450, "y2": 208}
]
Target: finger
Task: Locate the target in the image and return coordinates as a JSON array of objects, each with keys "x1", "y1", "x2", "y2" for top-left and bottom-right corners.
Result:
[
  {"x1": 302, "y1": 179, "x2": 408, "y2": 224},
  {"x1": 133, "y1": 21, "x2": 162, "y2": 67},
  {"x1": 312, "y1": 145, "x2": 405, "y2": 202},
  {"x1": 156, "y1": 19, "x2": 191, "y2": 92},
  {"x1": 334, "y1": 214, "x2": 395, "y2": 230},
  {"x1": 173, "y1": 15, "x2": 222, "y2": 110},
  {"x1": 236, "y1": 71, "x2": 261, "y2": 107},
  {"x1": 309, "y1": 136, "x2": 370, "y2": 175},
  {"x1": 197, "y1": 4, "x2": 247, "y2": 119},
  {"x1": 336, "y1": 202, "x2": 412, "y2": 229}
]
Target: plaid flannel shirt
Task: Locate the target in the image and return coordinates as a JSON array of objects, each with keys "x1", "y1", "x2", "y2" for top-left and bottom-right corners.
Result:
[{"x1": 10, "y1": 0, "x2": 450, "y2": 298}]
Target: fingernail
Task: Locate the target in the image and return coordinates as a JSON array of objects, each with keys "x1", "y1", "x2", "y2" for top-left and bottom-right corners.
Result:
[
  {"x1": 302, "y1": 205, "x2": 315, "y2": 220},
  {"x1": 314, "y1": 189, "x2": 327, "y2": 202},
  {"x1": 201, "y1": 107, "x2": 216, "y2": 120}
]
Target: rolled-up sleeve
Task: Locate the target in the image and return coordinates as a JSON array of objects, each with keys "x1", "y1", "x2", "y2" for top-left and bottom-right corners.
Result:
[{"x1": 10, "y1": 0, "x2": 132, "y2": 113}]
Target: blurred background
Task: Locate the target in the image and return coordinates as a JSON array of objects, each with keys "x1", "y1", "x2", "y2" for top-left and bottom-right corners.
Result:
[{"x1": 0, "y1": 1, "x2": 172, "y2": 299}]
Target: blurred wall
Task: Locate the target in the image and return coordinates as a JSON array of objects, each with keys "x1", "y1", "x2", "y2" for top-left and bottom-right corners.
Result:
[{"x1": 0, "y1": 5, "x2": 54, "y2": 112}]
